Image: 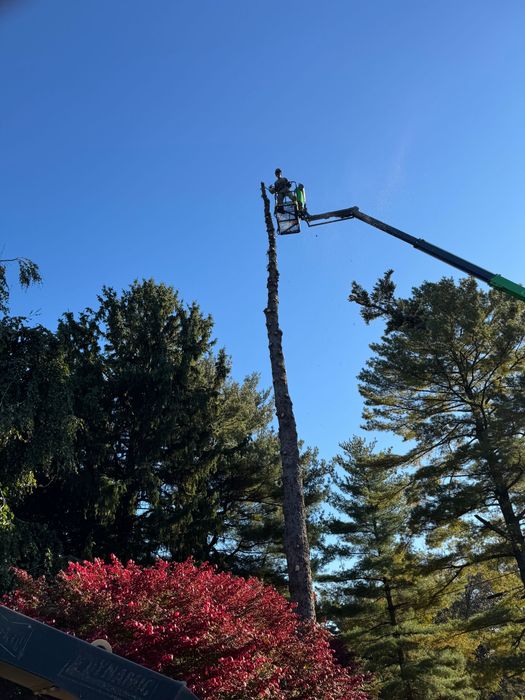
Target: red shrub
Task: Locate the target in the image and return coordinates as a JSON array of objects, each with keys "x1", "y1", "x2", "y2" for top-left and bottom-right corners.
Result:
[{"x1": 4, "y1": 557, "x2": 367, "y2": 700}]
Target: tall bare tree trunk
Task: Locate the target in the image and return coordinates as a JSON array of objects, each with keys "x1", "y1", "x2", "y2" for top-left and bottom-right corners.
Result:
[{"x1": 261, "y1": 182, "x2": 316, "y2": 621}]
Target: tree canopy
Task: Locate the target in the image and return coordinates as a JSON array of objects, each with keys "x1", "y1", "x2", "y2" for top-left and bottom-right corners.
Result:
[
  {"x1": 323, "y1": 438, "x2": 477, "y2": 699},
  {"x1": 2, "y1": 279, "x2": 325, "y2": 591},
  {"x1": 3, "y1": 268, "x2": 525, "y2": 696},
  {"x1": 347, "y1": 274, "x2": 525, "y2": 694}
]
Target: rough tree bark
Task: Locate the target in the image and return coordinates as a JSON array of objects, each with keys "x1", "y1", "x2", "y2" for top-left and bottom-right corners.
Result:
[{"x1": 261, "y1": 182, "x2": 316, "y2": 621}]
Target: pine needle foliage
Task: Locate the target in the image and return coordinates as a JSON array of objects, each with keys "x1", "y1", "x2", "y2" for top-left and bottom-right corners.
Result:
[
  {"x1": 351, "y1": 276, "x2": 525, "y2": 585},
  {"x1": 323, "y1": 438, "x2": 477, "y2": 699},
  {"x1": 349, "y1": 274, "x2": 525, "y2": 691}
]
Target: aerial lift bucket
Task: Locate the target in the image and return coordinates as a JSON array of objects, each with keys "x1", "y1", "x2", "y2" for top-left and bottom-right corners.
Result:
[
  {"x1": 275, "y1": 203, "x2": 300, "y2": 235},
  {"x1": 269, "y1": 177, "x2": 302, "y2": 235}
]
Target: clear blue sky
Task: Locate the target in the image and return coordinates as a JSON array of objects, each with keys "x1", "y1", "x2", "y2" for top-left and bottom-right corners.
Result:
[{"x1": 2, "y1": 1, "x2": 524, "y2": 461}]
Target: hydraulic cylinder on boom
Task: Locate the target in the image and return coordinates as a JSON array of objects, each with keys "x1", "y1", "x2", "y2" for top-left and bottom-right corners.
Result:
[{"x1": 271, "y1": 189, "x2": 525, "y2": 303}]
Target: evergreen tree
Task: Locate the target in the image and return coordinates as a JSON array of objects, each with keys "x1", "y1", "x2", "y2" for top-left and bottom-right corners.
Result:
[
  {"x1": 207, "y1": 379, "x2": 326, "y2": 585},
  {"x1": 349, "y1": 275, "x2": 525, "y2": 687},
  {"x1": 350, "y1": 276, "x2": 525, "y2": 588},
  {"x1": 323, "y1": 437, "x2": 476, "y2": 699},
  {"x1": 11, "y1": 280, "x2": 326, "y2": 585},
  {"x1": 0, "y1": 254, "x2": 76, "y2": 591},
  {"x1": 19, "y1": 281, "x2": 233, "y2": 560},
  {"x1": 0, "y1": 317, "x2": 75, "y2": 589}
]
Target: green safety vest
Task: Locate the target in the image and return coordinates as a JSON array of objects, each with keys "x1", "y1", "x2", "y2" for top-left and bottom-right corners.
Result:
[{"x1": 295, "y1": 187, "x2": 306, "y2": 205}]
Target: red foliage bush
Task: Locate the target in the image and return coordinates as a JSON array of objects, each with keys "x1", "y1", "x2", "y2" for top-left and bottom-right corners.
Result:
[{"x1": 4, "y1": 557, "x2": 367, "y2": 700}]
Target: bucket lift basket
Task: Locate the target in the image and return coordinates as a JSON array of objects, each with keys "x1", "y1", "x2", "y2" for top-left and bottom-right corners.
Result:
[
  {"x1": 273, "y1": 181, "x2": 301, "y2": 235},
  {"x1": 275, "y1": 203, "x2": 301, "y2": 235}
]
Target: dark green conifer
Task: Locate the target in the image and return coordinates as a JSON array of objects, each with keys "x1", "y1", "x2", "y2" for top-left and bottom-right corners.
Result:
[
  {"x1": 323, "y1": 437, "x2": 477, "y2": 699},
  {"x1": 8, "y1": 280, "x2": 325, "y2": 586}
]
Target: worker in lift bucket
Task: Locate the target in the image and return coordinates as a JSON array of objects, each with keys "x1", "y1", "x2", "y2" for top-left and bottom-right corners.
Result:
[
  {"x1": 269, "y1": 169, "x2": 296, "y2": 212},
  {"x1": 295, "y1": 183, "x2": 307, "y2": 215}
]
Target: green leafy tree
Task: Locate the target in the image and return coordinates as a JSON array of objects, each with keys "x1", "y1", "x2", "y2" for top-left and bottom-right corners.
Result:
[
  {"x1": 14, "y1": 280, "x2": 325, "y2": 585},
  {"x1": 323, "y1": 437, "x2": 476, "y2": 699}
]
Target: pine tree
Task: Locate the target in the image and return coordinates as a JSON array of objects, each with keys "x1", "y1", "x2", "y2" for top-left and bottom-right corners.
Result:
[
  {"x1": 261, "y1": 183, "x2": 315, "y2": 620},
  {"x1": 435, "y1": 567, "x2": 525, "y2": 698},
  {"x1": 349, "y1": 275, "x2": 525, "y2": 690},
  {"x1": 208, "y1": 387, "x2": 327, "y2": 586},
  {"x1": 350, "y1": 276, "x2": 525, "y2": 594},
  {"x1": 323, "y1": 437, "x2": 477, "y2": 699}
]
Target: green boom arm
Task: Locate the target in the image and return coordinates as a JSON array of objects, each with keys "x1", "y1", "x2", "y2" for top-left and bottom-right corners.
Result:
[{"x1": 303, "y1": 206, "x2": 525, "y2": 303}]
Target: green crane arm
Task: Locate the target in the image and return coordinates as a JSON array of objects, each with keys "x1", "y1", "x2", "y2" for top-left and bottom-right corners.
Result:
[{"x1": 304, "y1": 206, "x2": 525, "y2": 303}]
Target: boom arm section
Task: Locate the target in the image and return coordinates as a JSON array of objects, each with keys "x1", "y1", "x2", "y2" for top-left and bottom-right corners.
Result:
[
  {"x1": 303, "y1": 206, "x2": 525, "y2": 302},
  {"x1": 0, "y1": 605, "x2": 197, "y2": 700}
]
